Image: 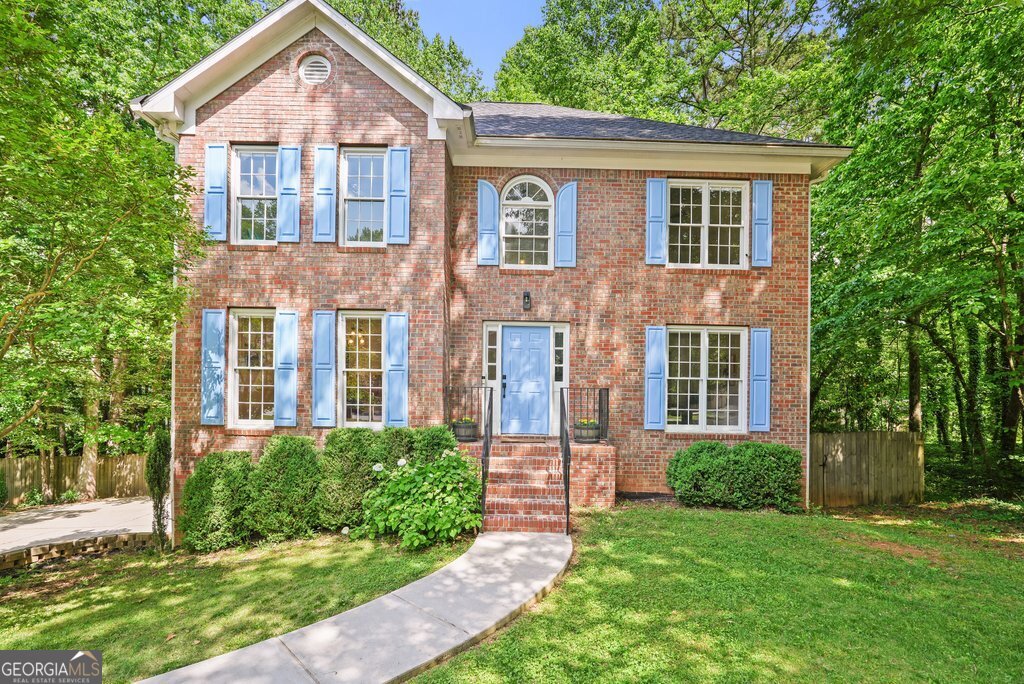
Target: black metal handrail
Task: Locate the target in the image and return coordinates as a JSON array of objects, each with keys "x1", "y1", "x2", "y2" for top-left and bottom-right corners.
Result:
[
  {"x1": 481, "y1": 387, "x2": 493, "y2": 521},
  {"x1": 445, "y1": 384, "x2": 489, "y2": 431},
  {"x1": 559, "y1": 387, "x2": 571, "y2": 535},
  {"x1": 564, "y1": 387, "x2": 610, "y2": 441}
]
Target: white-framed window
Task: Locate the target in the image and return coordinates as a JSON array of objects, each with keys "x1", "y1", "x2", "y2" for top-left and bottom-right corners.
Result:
[
  {"x1": 339, "y1": 312, "x2": 385, "y2": 426},
  {"x1": 667, "y1": 180, "x2": 748, "y2": 268},
  {"x1": 666, "y1": 326, "x2": 747, "y2": 433},
  {"x1": 229, "y1": 309, "x2": 275, "y2": 428},
  {"x1": 233, "y1": 146, "x2": 278, "y2": 244},
  {"x1": 500, "y1": 175, "x2": 553, "y2": 269},
  {"x1": 341, "y1": 149, "x2": 386, "y2": 246}
]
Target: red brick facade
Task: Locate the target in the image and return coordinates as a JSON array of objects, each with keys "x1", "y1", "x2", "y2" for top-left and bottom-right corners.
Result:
[{"x1": 170, "y1": 29, "x2": 811, "y2": 518}]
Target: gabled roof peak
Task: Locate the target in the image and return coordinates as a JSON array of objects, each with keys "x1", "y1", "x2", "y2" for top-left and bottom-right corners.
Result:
[{"x1": 131, "y1": 0, "x2": 466, "y2": 142}]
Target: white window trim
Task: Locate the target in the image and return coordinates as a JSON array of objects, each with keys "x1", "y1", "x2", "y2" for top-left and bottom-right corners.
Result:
[
  {"x1": 232, "y1": 145, "x2": 279, "y2": 246},
  {"x1": 337, "y1": 310, "x2": 387, "y2": 429},
  {"x1": 499, "y1": 175, "x2": 555, "y2": 271},
  {"x1": 482, "y1": 321, "x2": 569, "y2": 436},
  {"x1": 228, "y1": 308, "x2": 276, "y2": 430},
  {"x1": 665, "y1": 325, "x2": 748, "y2": 435},
  {"x1": 339, "y1": 148, "x2": 389, "y2": 248},
  {"x1": 666, "y1": 179, "x2": 750, "y2": 270}
]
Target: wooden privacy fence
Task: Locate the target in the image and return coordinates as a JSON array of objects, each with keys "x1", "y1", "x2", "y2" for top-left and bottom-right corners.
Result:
[
  {"x1": 2, "y1": 455, "x2": 148, "y2": 506},
  {"x1": 809, "y1": 432, "x2": 924, "y2": 507}
]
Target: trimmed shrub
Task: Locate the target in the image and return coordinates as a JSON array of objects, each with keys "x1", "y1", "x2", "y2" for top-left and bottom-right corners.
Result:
[
  {"x1": 411, "y1": 425, "x2": 458, "y2": 462},
  {"x1": 247, "y1": 436, "x2": 321, "y2": 542},
  {"x1": 371, "y1": 427, "x2": 415, "y2": 465},
  {"x1": 179, "y1": 451, "x2": 254, "y2": 552},
  {"x1": 359, "y1": 449, "x2": 482, "y2": 549},
  {"x1": 666, "y1": 441, "x2": 803, "y2": 512},
  {"x1": 316, "y1": 428, "x2": 378, "y2": 530},
  {"x1": 146, "y1": 428, "x2": 172, "y2": 551}
]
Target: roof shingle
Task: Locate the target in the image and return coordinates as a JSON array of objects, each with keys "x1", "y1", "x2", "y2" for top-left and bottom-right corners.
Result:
[{"x1": 468, "y1": 101, "x2": 837, "y2": 148}]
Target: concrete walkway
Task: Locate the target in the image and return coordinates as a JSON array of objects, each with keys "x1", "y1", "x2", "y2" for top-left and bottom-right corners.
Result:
[
  {"x1": 0, "y1": 497, "x2": 152, "y2": 553},
  {"x1": 146, "y1": 532, "x2": 573, "y2": 684}
]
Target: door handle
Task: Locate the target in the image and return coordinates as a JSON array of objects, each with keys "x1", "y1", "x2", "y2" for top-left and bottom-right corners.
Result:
[{"x1": 501, "y1": 373, "x2": 507, "y2": 399}]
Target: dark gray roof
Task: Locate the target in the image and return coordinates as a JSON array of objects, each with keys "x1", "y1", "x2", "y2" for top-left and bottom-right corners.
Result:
[{"x1": 468, "y1": 101, "x2": 838, "y2": 148}]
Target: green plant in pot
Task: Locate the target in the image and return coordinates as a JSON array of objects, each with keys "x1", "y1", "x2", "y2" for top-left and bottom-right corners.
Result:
[
  {"x1": 452, "y1": 416, "x2": 478, "y2": 442},
  {"x1": 574, "y1": 418, "x2": 600, "y2": 443}
]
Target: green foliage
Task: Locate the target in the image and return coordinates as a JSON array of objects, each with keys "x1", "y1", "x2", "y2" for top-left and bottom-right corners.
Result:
[
  {"x1": 57, "y1": 488, "x2": 80, "y2": 504},
  {"x1": 666, "y1": 441, "x2": 802, "y2": 512},
  {"x1": 0, "y1": 474, "x2": 6, "y2": 508},
  {"x1": 23, "y1": 488, "x2": 45, "y2": 507},
  {"x1": 179, "y1": 451, "x2": 254, "y2": 552},
  {"x1": 246, "y1": 437, "x2": 322, "y2": 542},
  {"x1": 494, "y1": 0, "x2": 830, "y2": 138},
  {"x1": 371, "y1": 427, "x2": 415, "y2": 465},
  {"x1": 411, "y1": 425, "x2": 458, "y2": 463},
  {"x1": 316, "y1": 428, "x2": 379, "y2": 530},
  {"x1": 359, "y1": 450, "x2": 482, "y2": 549},
  {"x1": 146, "y1": 428, "x2": 172, "y2": 550}
]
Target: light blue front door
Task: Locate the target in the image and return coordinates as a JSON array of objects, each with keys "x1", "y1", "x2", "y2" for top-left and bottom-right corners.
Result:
[{"x1": 501, "y1": 326, "x2": 551, "y2": 435}]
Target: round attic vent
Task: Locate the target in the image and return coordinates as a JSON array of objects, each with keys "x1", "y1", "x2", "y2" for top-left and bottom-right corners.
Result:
[{"x1": 299, "y1": 55, "x2": 331, "y2": 85}]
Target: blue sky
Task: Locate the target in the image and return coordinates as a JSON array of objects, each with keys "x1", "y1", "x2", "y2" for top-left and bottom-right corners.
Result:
[{"x1": 413, "y1": 0, "x2": 547, "y2": 91}]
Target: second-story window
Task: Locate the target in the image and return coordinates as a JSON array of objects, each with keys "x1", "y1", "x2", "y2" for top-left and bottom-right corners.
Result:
[
  {"x1": 501, "y1": 176, "x2": 553, "y2": 268},
  {"x1": 668, "y1": 180, "x2": 748, "y2": 268},
  {"x1": 235, "y1": 147, "x2": 278, "y2": 244},
  {"x1": 342, "y1": 150, "x2": 386, "y2": 245}
]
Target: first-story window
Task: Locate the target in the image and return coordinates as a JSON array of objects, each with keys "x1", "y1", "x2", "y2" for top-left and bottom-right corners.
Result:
[
  {"x1": 231, "y1": 309, "x2": 275, "y2": 427},
  {"x1": 341, "y1": 313, "x2": 384, "y2": 425},
  {"x1": 235, "y1": 147, "x2": 278, "y2": 243},
  {"x1": 342, "y1": 150, "x2": 386, "y2": 245},
  {"x1": 667, "y1": 326, "x2": 747, "y2": 432},
  {"x1": 668, "y1": 180, "x2": 748, "y2": 268}
]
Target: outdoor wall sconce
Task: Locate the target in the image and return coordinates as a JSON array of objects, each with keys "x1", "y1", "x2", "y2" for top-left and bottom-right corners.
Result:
[{"x1": 523, "y1": 291, "x2": 532, "y2": 311}]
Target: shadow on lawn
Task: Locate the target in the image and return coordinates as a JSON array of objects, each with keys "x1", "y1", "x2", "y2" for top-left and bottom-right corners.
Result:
[{"x1": 0, "y1": 534, "x2": 465, "y2": 682}]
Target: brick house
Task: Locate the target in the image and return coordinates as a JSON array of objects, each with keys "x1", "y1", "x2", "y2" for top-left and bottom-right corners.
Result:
[{"x1": 132, "y1": 0, "x2": 850, "y2": 533}]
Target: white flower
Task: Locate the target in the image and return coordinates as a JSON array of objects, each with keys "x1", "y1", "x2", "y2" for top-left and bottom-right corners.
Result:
[
  {"x1": 397, "y1": 458, "x2": 408, "y2": 467},
  {"x1": 372, "y1": 463, "x2": 384, "y2": 472},
  {"x1": 341, "y1": 527, "x2": 350, "y2": 535}
]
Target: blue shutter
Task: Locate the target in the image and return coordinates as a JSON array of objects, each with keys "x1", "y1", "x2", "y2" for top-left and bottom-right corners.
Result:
[
  {"x1": 277, "y1": 145, "x2": 301, "y2": 243},
  {"x1": 644, "y1": 326, "x2": 667, "y2": 430},
  {"x1": 554, "y1": 181, "x2": 578, "y2": 267},
  {"x1": 752, "y1": 180, "x2": 773, "y2": 267},
  {"x1": 203, "y1": 144, "x2": 228, "y2": 241},
  {"x1": 750, "y1": 328, "x2": 772, "y2": 432},
  {"x1": 477, "y1": 180, "x2": 499, "y2": 266},
  {"x1": 274, "y1": 311, "x2": 298, "y2": 426},
  {"x1": 311, "y1": 311, "x2": 336, "y2": 427},
  {"x1": 200, "y1": 309, "x2": 226, "y2": 425},
  {"x1": 645, "y1": 178, "x2": 667, "y2": 265},
  {"x1": 386, "y1": 147, "x2": 410, "y2": 245},
  {"x1": 384, "y1": 312, "x2": 409, "y2": 427},
  {"x1": 313, "y1": 145, "x2": 337, "y2": 243}
]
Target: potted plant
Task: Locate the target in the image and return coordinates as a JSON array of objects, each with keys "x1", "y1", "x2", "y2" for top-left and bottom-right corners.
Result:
[
  {"x1": 452, "y1": 416, "x2": 479, "y2": 442},
  {"x1": 574, "y1": 418, "x2": 600, "y2": 443}
]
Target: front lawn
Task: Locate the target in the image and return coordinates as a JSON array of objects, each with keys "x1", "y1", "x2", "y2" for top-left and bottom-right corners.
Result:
[
  {"x1": 0, "y1": 534, "x2": 467, "y2": 682},
  {"x1": 422, "y1": 501, "x2": 1024, "y2": 683}
]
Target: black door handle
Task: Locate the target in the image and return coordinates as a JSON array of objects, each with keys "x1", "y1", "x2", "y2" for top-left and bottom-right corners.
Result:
[{"x1": 501, "y1": 373, "x2": 507, "y2": 399}]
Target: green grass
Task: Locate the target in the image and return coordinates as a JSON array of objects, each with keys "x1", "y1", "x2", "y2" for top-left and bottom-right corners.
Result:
[
  {"x1": 0, "y1": 534, "x2": 467, "y2": 682},
  {"x1": 421, "y1": 501, "x2": 1024, "y2": 683}
]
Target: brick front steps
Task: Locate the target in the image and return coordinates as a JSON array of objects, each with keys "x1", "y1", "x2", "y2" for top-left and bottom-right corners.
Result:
[{"x1": 460, "y1": 439, "x2": 618, "y2": 533}]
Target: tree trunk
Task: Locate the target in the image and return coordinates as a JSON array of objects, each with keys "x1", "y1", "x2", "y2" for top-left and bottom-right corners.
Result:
[
  {"x1": 77, "y1": 356, "x2": 102, "y2": 498},
  {"x1": 907, "y1": 316, "x2": 923, "y2": 433}
]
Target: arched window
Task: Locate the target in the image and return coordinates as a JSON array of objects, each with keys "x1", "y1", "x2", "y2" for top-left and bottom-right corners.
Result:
[{"x1": 501, "y1": 175, "x2": 553, "y2": 268}]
